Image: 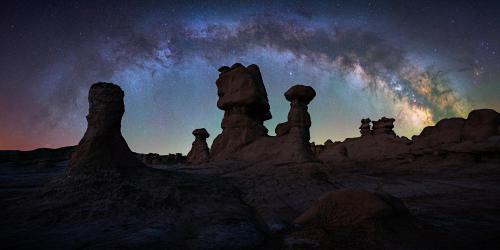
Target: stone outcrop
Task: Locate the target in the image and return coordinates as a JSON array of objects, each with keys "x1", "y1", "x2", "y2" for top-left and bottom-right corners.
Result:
[
  {"x1": 187, "y1": 128, "x2": 210, "y2": 164},
  {"x1": 319, "y1": 109, "x2": 500, "y2": 163},
  {"x1": 292, "y1": 188, "x2": 419, "y2": 248},
  {"x1": 210, "y1": 63, "x2": 272, "y2": 161},
  {"x1": 67, "y1": 82, "x2": 144, "y2": 175},
  {"x1": 372, "y1": 117, "x2": 396, "y2": 136},
  {"x1": 412, "y1": 117, "x2": 466, "y2": 149},
  {"x1": 462, "y1": 109, "x2": 500, "y2": 142},
  {"x1": 294, "y1": 189, "x2": 411, "y2": 230},
  {"x1": 359, "y1": 118, "x2": 371, "y2": 136}
]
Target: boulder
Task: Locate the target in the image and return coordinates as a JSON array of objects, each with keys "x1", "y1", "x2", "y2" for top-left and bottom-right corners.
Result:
[
  {"x1": 292, "y1": 189, "x2": 420, "y2": 248},
  {"x1": 67, "y1": 82, "x2": 144, "y2": 175},
  {"x1": 210, "y1": 63, "x2": 272, "y2": 161},
  {"x1": 462, "y1": 109, "x2": 500, "y2": 142},
  {"x1": 187, "y1": 128, "x2": 210, "y2": 164}
]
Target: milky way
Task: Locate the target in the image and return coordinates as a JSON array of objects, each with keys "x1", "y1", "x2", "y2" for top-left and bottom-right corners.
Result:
[{"x1": 1, "y1": 1, "x2": 499, "y2": 154}]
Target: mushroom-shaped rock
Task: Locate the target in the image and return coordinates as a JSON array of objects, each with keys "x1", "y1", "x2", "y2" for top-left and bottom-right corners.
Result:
[
  {"x1": 279, "y1": 84, "x2": 317, "y2": 161},
  {"x1": 187, "y1": 128, "x2": 210, "y2": 164},
  {"x1": 285, "y1": 84, "x2": 316, "y2": 105},
  {"x1": 210, "y1": 63, "x2": 272, "y2": 160},
  {"x1": 68, "y1": 82, "x2": 144, "y2": 175}
]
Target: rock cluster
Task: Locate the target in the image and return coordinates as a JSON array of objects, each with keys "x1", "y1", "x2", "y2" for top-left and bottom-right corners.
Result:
[
  {"x1": 210, "y1": 63, "x2": 271, "y2": 161},
  {"x1": 372, "y1": 117, "x2": 396, "y2": 136},
  {"x1": 187, "y1": 128, "x2": 210, "y2": 164},
  {"x1": 137, "y1": 153, "x2": 186, "y2": 165},
  {"x1": 67, "y1": 82, "x2": 144, "y2": 175}
]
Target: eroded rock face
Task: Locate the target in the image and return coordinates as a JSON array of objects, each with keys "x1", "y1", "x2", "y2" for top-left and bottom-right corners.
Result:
[
  {"x1": 359, "y1": 118, "x2": 371, "y2": 136},
  {"x1": 412, "y1": 118, "x2": 466, "y2": 148},
  {"x1": 187, "y1": 128, "x2": 210, "y2": 164},
  {"x1": 463, "y1": 109, "x2": 500, "y2": 142},
  {"x1": 210, "y1": 63, "x2": 271, "y2": 161},
  {"x1": 372, "y1": 117, "x2": 396, "y2": 136},
  {"x1": 68, "y1": 82, "x2": 144, "y2": 175}
]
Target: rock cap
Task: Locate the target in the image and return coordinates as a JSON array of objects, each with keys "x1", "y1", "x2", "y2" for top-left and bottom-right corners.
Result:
[{"x1": 285, "y1": 85, "x2": 316, "y2": 104}]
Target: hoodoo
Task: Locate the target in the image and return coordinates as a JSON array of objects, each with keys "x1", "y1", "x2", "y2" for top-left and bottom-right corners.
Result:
[
  {"x1": 67, "y1": 82, "x2": 144, "y2": 175},
  {"x1": 186, "y1": 128, "x2": 210, "y2": 164},
  {"x1": 210, "y1": 63, "x2": 272, "y2": 160}
]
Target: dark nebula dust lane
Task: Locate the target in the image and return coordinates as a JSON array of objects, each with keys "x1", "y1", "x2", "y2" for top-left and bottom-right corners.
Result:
[{"x1": 1, "y1": 0, "x2": 499, "y2": 154}]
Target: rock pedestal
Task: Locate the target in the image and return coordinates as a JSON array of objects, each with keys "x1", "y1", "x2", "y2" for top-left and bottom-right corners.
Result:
[
  {"x1": 210, "y1": 63, "x2": 272, "y2": 160},
  {"x1": 359, "y1": 118, "x2": 371, "y2": 136},
  {"x1": 272, "y1": 85, "x2": 317, "y2": 162},
  {"x1": 187, "y1": 128, "x2": 210, "y2": 164},
  {"x1": 67, "y1": 82, "x2": 143, "y2": 175}
]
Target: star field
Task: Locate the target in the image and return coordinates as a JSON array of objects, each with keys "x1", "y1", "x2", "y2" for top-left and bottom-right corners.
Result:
[{"x1": 1, "y1": 0, "x2": 499, "y2": 154}]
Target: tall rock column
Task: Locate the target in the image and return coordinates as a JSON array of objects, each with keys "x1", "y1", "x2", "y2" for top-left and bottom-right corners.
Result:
[
  {"x1": 187, "y1": 128, "x2": 210, "y2": 164},
  {"x1": 67, "y1": 82, "x2": 143, "y2": 175},
  {"x1": 210, "y1": 63, "x2": 272, "y2": 161},
  {"x1": 284, "y1": 85, "x2": 316, "y2": 141},
  {"x1": 273, "y1": 84, "x2": 317, "y2": 162}
]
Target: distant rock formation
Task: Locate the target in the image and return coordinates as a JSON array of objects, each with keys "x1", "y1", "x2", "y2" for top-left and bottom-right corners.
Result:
[
  {"x1": 187, "y1": 128, "x2": 210, "y2": 164},
  {"x1": 0, "y1": 146, "x2": 75, "y2": 165},
  {"x1": 359, "y1": 118, "x2": 371, "y2": 136},
  {"x1": 372, "y1": 117, "x2": 396, "y2": 136},
  {"x1": 67, "y1": 82, "x2": 144, "y2": 175},
  {"x1": 319, "y1": 109, "x2": 500, "y2": 163},
  {"x1": 210, "y1": 63, "x2": 272, "y2": 161},
  {"x1": 136, "y1": 152, "x2": 186, "y2": 165}
]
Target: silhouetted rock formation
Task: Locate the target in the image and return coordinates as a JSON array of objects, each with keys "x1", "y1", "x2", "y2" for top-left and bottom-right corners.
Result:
[
  {"x1": 0, "y1": 146, "x2": 75, "y2": 165},
  {"x1": 280, "y1": 85, "x2": 315, "y2": 139},
  {"x1": 463, "y1": 109, "x2": 500, "y2": 141},
  {"x1": 235, "y1": 84, "x2": 317, "y2": 163},
  {"x1": 359, "y1": 118, "x2": 372, "y2": 136},
  {"x1": 187, "y1": 128, "x2": 210, "y2": 164},
  {"x1": 319, "y1": 109, "x2": 500, "y2": 163},
  {"x1": 412, "y1": 117, "x2": 466, "y2": 149},
  {"x1": 210, "y1": 63, "x2": 271, "y2": 161},
  {"x1": 67, "y1": 82, "x2": 144, "y2": 175},
  {"x1": 372, "y1": 117, "x2": 396, "y2": 136}
]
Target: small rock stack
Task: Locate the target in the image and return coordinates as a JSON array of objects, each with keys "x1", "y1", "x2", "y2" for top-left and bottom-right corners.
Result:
[
  {"x1": 359, "y1": 118, "x2": 372, "y2": 136},
  {"x1": 187, "y1": 128, "x2": 210, "y2": 164}
]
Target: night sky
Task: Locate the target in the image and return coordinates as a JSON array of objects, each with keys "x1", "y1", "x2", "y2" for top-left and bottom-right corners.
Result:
[{"x1": 1, "y1": 0, "x2": 499, "y2": 154}]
